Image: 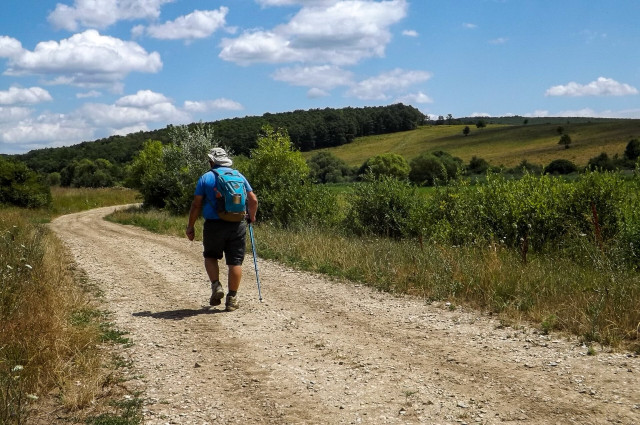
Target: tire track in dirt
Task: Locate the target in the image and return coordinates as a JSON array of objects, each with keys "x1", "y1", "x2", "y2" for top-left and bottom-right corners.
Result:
[{"x1": 50, "y1": 206, "x2": 639, "y2": 424}]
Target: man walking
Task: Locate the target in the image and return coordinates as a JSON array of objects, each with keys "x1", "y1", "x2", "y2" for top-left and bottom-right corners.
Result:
[{"x1": 185, "y1": 148, "x2": 258, "y2": 311}]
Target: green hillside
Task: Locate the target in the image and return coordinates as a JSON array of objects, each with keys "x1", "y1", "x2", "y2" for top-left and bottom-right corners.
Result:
[{"x1": 306, "y1": 120, "x2": 640, "y2": 168}]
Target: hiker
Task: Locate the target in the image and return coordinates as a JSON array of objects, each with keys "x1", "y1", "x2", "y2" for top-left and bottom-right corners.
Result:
[{"x1": 185, "y1": 148, "x2": 258, "y2": 311}]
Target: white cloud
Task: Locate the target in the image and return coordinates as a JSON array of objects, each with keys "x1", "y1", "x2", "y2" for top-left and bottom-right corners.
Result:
[
  {"x1": 471, "y1": 112, "x2": 492, "y2": 117},
  {"x1": 0, "y1": 112, "x2": 92, "y2": 147},
  {"x1": 220, "y1": 0, "x2": 408, "y2": 66},
  {"x1": 395, "y1": 91, "x2": 432, "y2": 104},
  {"x1": 140, "y1": 8, "x2": 228, "y2": 41},
  {"x1": 307, "y1": 88, "x2": 329, "y2": 98},
  {"x1": 81, "y1": 91, "x2": 188, "y2": 128},
  {"x1": 76, "y1": 90, "x2": 102, "y2": 99},
  {"x1": 3, "y1": 30, "x2": 162, "y2": 87},
  {"x1": 0, "y1": 87, "x2": 53, "y2": 105},
  {"x1": 256, "y1": 0, "x2": 338, "y2": 6},
  {"x1": 272, "y1": 65, "x2": 353, "y2": 89},
  {"x1": 48, "y1": 0, "x2": 175, "y2": 31},
  {"x1": 463, "y1": 23, "x2": 477, "y2": 29},
  {"x1": 347, "y1": 68, "x2": 432, "y2": 100},
  {"x1": 0, "y1": 36, "x2": 24, "y2": 58},
  {"x1": 0, "y1": 107, "x2": 33, "y2": 123},
  {"x1": 402, "y1": 30, "x2": 418, "y2": 37},
  {"x1": 545, "y1": 77, "x2": 639, "y2": 97},
  {"x1": 183, "y1": 99, "x2": 244, "y2": 112},
  {"x1": 116, "y1": 90, "x2": 171, "y2": 108}
]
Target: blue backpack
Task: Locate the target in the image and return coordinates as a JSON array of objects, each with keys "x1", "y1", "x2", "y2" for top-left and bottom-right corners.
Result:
[{"x1": 211, "y1": 169, "x2": 247, "y2": 222}]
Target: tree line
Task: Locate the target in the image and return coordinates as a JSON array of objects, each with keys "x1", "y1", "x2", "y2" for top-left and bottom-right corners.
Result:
[{"x1": 12, "y1": 103, "x2": 425, "y2": 175}]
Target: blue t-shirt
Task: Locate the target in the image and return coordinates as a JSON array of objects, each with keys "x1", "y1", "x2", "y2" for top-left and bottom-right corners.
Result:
[{"x1": 194, "y1": 167, "x2": 253, "y2": 220}]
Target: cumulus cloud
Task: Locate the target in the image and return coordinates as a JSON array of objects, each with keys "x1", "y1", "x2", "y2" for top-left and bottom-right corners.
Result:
[
  {"x1": 394, "y1": 91, "x2": 432, "y2": 105},
  {"x1": 0, "y1": 36, "x2": 24, "y2": 58},
  {"x1": 256, "y1": 0, "x2": 338, "y2": 6},
  {"x1": 0, "y1": 107, "x2": 33, "y2": 123},
  {"x1": 307, "y1": 88, "x2": 329, "y2": 98},
  {"x1": 271, "y1": 65, "x2": 353, "y2": 90},
  {"x1": 402, "y1": 30, "x2": 418, "y2": 37},
  {"x1": 48, "y1": 0, "x2": 174, "y2": 31},
  {"x1": 0, "y1": 88, "x2": 246, "y2": 152},
  {"x1": 2, "y1": 30, "x2": 162, "y2": 87},
  {"x1": 0, "y1": 111, "x2": 92, "y2": 149},
  {"x1": 347, "y1": 68, "x2": 432, "y2": 100},
  {"x1": 137, "y1": 8, "x2": 228, "y2": 41},
  {"x1": 183, "y1": 98, "x2": 243, "y2": 112},
  {"x1": 0, "y1": 87, "x2": 53, "y2": 105},
  {"x1": 220, "y1": 0, "x2": 408, "y2": 66},
  {"x1": 545, "y1": 77, "x2": 639, "y2": 97}
]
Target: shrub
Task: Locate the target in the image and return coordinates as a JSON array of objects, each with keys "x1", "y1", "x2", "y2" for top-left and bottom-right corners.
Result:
[
  {"x1": 545, "y1": 159, "x2": 578, "y2": 175},
  {"x1": 358, "y1": 153, "x2": 410, "y2": 180},
  {"x1": 466, "y1": 156, "x2": 490, "y2": 175},
  {"x1": 241, "y1": 125, "x2": 338, "y2": 228},
  {"x1": 0, "y1": 157, "x2": 51, "y2": 208},
  {"x1": 307, "y1": 151, "x2": 352, "y2": 183},
  {"x1": 624, "y1": 138, "x2": 640, "y2": 161},
  {"x1": 344, "y1": 176, "x2": 417, "y2": 238},
  {"x1": 588, "y1": 152, "x2": 617, "y2": 171}
]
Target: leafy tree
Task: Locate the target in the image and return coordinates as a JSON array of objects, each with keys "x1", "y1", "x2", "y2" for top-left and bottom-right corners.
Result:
[
  {"x1": 124, "y1": 123, "x2": 217, "y2": 213},
  {"x1": 462, "y1": 126, "x2": 470, "y2": 136},
  {"x1": 358, "y1": 153, "x2": 410, "y2": 180},
  {"x1": 241, "y1": 125, "x2": 335, "y2": 227},
  {"x1": 476, "y1": 120, "x2": 486, "y2": 129},
  {"x1": 558, "y1": 133, "x2": 572, "y2": 149},
  {"x1": 0, "y1": 156, "x2": 51, "y2": 208},
  {"x1": 47, "y1": 172, "x2": 61, "y2": 187},
  {"x1": 556, "y1": 126, "x2": 564, "y2": 135},
  {"x1": 307, "y1": 151, "x2": 352, "y2": 183},
  {"x1": 466, "y1": 156, "x2": 490, "y2": 175},
  {"x1": 624, "y1": 138, "x2": 640, "y2": 161},
  {"x1": 545, "y1": 159, "x2": 578, "y2": 175},
  {"x1": 409, "y1": 153, "x2": 446, "y2": 186},
  {"x1": 588, "y1": 152, "x2": 616, "y2": 171}
]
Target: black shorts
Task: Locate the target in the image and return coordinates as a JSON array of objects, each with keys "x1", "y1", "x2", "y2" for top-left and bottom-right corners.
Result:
[{"x1": 202, "y1": 220, "x2": 247, "y2": 265}]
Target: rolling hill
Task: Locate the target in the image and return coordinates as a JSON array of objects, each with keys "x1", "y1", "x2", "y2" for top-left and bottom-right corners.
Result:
[{"x1": 305, "y1": 119, "x2": 640, "y2": 168}]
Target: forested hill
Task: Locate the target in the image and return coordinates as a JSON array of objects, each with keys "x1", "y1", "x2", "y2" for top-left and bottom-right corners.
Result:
[{"x1": 16, "y1": 104, "x2": 425, "y2": 174}]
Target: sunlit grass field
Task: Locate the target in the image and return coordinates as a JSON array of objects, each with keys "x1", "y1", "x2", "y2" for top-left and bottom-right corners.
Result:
[{"x1": 305, "y1": 120, "x2": 640, "y2": 168}]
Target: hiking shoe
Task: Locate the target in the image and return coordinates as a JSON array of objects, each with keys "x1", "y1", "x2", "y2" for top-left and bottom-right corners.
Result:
[
  {"x1": 210, "y1": 281, "x2": 224, "y2": 306},
  {"x1": 225, "y1": 294, "x2": 239, "y2": 312}
]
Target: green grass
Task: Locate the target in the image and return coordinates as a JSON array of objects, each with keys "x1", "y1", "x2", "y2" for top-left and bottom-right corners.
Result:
[{"x1": 304, "y1": 120, "x2": 640, "y2": 169}]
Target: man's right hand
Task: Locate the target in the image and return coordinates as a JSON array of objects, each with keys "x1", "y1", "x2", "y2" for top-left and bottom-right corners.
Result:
[{"x1": 185, "y1": 226, "x2": 195, "y2": 241}]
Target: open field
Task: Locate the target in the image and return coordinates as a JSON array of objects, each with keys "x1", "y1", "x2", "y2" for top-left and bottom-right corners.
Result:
[{"x1": 304, "y1": 120, "x2": 640, "y2": 168}]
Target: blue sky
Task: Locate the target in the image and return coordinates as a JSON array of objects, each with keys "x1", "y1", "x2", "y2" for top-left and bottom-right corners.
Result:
[{"x1": 1, "y1": 0, "x2": 639, "y2": 154}]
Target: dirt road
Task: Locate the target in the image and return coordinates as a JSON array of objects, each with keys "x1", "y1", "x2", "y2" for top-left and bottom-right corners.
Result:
[{"x1": 50, "y1": 206, "x2": 639, "y2": 424}]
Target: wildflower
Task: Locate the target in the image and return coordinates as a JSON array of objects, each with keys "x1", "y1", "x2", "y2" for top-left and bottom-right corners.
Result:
[
  {"x1": 12, "y1": 365, "x2": 23, "y2": 372},
  {"x1": 27, "y1": 394, "x2": 39, "y2": 400}
]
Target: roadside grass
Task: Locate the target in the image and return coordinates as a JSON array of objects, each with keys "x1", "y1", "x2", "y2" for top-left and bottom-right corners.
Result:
[
  {"x1": 305, "y1": 121, "x2": 640, "y2": 169},
  {"x1": 0, "y1": 187, "x2": 142, "y2": 424},
  {"x1": 108, "y1": 206, "x2": 640, "y2": 352}
]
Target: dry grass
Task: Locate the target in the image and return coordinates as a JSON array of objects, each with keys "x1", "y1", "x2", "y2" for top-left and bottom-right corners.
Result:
[{"x1": 1, "y1": 187, "x2": 142, "y2": 423}]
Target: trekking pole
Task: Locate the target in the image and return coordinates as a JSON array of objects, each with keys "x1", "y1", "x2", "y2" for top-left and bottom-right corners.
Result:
[{"x1": 248, "y1": 223, "x2": 263, "y2": 302}]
